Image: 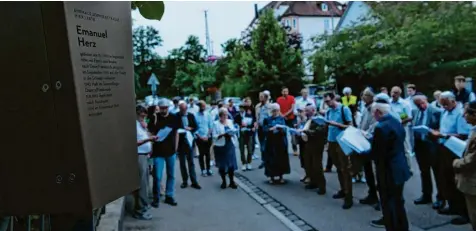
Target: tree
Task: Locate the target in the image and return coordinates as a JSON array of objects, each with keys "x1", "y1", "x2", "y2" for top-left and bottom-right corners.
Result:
[
  {"x1": 312, "y1": 2, "x2": 476, "y2": 94},
  {"x1": 244, "y1": 9, "x2": 304, "y2": 98},
  {"x1": 132, "y1": 26, "x2": 163, "y2": 98}
]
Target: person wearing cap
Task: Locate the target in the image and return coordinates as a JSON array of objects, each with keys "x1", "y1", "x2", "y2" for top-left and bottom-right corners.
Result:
[
  {"x1": 195, "y1": 100, "x2": 214, "y2": 177},
  {"x1": 429, "y1": 91, "x2": 471, "y2": 225},
  {"x1": 411, "y1": 93, "x2": 443, "y2": 208},
  {"x1": 300, "y1": 104, "x2": 327, "y2": 195},
  {"x1": 323, "y1": 92, "x2": 354, "y2": 209},
  {"x1": 453, "y1": 100, "x2": 476, "y2": 230},
  {"x1": 369, "y1": 98, "x2": 411, "y2": 230},
  {"x1": 234, "y1": 103, "x2": 256, "y2": 171},
  {"x1": 263, "y1": 103, "x2": 291, "y2": 184},
  {"x1": 176, "y1": 101, "x2": 201, "y2": 190},
  {"x1": 452, "y1": 75, "x2": 476, "y2": 106},
  {"x1": 148, "y1": 100, "x2": 180, "y2": 208},
  {"x1": 390, "y1": 86, "x2": 414, "y2": 173},
  {"x1": 134, "y1": 105, "x2": 157, "y2": 219}
]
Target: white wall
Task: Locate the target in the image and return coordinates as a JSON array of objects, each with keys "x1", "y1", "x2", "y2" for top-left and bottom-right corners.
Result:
[
  {"x1": 337, "y1": 1, "x2": 371, "y2": 31},
  {"x1": 298, "y1": 16, "x2": 340, "y2": 77}
]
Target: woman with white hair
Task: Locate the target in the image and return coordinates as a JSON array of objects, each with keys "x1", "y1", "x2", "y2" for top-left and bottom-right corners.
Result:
[
  {"x1": 262, "y1": 103, "x2": 291, "y2": 184},
  {"x1": 212, "y1": 108, "x2": 239, "y2": 189}
]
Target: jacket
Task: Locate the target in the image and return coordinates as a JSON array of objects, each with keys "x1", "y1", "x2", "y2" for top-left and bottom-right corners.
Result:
[
  {"x1": 176, "y1": 112, "x2": 198, "y2": 151},
  {"x1": 212, "y1": 119, "x2": 239, "y2": 147},
  {"x1": 454, "y1": 129, "x2": 476, "y2": 196},
  {"x1": 371, "y1": 114, "x2": 411, "y2": 185}
]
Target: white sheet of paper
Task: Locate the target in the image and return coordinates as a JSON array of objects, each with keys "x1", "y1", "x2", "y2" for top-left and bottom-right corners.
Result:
[
  {"x1": 177, "y1": 128, "x2": 187, "y2": 134},
  {"x1": 243, "y1": 117, "x2": 253, "y2": 126},
  {"x1": 156, "y1": 126, "x2": 173, "y2": 142},
  {"x1": 337, "y1": 132, "x2": 354, "y2": 155},
  {"x1": 412, "y1": 125, "x2": 430, "y2": 135},
  {"x1": 444, "y1": 136, "x2": 466, "y2": 158},
  {"x1": 289, "y1": 128, "x2": 302, "y2": 136},
  {"x1": 185, "y1": 131, "x2": 194, "y2": 148},
  {"x1": 340, "y1": 126, "x2": 371, "y2": 154}
]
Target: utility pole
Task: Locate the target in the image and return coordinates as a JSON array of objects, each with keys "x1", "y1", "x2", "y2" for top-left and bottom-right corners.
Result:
[{"x1": 204, "y1": 10, "x2": 212, "y2": 56}]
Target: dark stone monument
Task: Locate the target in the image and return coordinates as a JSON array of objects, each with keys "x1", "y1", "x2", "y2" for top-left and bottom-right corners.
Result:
[{"x1": 0, "y1": 1, "x2": 139, "y2": 218}]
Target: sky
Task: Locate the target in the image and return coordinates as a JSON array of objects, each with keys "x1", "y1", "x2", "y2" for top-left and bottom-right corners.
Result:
[{"x1": 132, "y1": 1, "x2": 269, "y2": 57}]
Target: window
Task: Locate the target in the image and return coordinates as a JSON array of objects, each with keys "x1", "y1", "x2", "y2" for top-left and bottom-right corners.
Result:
[
  {"x1": 286, "y1": 19, "x2": 290, "y2": 27},
  {"x1": 293, "y1": 18, "x2": 297, "y2": 28},
  {"x1": 324, "y1": 19, "x2": 330, "y2": 32},
  {"x1": 321, "y1": 3, "x2": 328, "y2": 11}
]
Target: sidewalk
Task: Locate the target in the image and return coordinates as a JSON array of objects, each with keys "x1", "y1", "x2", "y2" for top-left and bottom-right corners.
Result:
[{"x1": 122, "y1": 159, "x2": 289, "y2": 231}]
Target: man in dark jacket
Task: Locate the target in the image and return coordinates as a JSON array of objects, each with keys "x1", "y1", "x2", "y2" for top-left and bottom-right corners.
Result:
[
  {"x1": 176, "y1": 101, "x2": 201, "y2": 189},
  {"x1": 369, "y1": 100, "x2": 411, "y2": 230},
  {"x1": 235, "y1": 104, "x2": 256, "y2": 171},
  {"x1": 452, "y1": 75, "x2": 475, "y2": 105}
]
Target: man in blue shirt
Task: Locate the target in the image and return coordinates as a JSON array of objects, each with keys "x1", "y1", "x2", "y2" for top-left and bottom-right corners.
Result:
[
  {"x1": 430, "y1": 91, "x2": 471, "y2": 225},
  {"x1": 390, "y1": 86, "x2": 414, "y2": 173},
  {"x1": 195, "y1": 100, "x2": 214, "y2": 176},
  {"x1": 323, "y1": 92, "x2": 354, "y2": 209}
]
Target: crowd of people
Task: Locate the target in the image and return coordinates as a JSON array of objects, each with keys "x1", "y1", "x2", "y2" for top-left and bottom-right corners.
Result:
[{"x1": 134, "y1": 75, "x2": 476, "y2": 231}]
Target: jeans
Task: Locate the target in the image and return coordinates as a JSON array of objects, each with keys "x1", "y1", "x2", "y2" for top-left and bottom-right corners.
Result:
[
  {"x1": 285, "y1": 118, "x2": 297, "y2": 152},
  {"x1": 152, "y1": 154, "x2": 176, "y2": 201}
]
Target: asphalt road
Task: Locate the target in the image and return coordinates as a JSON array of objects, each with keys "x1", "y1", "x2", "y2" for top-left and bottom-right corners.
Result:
[{"x1": 124, "y1": 143, "x2": 472, "y2": 231}]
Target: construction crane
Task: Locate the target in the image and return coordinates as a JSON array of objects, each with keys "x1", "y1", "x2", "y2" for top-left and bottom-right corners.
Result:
[{"x1": 204, "y1": 10, "x2": 213, "y2": 56}]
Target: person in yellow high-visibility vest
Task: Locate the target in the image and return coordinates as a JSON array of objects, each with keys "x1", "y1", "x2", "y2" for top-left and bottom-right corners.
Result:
[{"x1": 342, "y1": 87, "x2": 357, "y2": 107}]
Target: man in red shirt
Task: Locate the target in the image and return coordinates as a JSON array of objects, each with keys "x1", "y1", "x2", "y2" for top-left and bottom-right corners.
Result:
[{"x1": 277, "y1": 86, "x2": 298, "y2": 155}]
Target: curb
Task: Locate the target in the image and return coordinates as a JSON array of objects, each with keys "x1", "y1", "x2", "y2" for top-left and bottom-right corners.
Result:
[{"x1": 96, "y1": 197, "x2": 126, "y2": 231}]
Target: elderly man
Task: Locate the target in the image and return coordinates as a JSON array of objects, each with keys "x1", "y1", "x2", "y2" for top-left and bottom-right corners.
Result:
[
  {"x1": 369, "y1": 99, "x2": 411, "y2": 230},
  {"x1": 296, "y1": 88, "x2": 316, "y2": 112},
  {"x1": 452, "y1": 75, "x2": 476, "y2": 106},
  {"x1": 390, "y1": 86, "x2": 413, "y2": 172},
  {"x1": 411, "y1": 93, "x2": 443, "y2": 208},
  {"x1": 430, "y1": 91, "x2": 470, "y2": 225},
  {"x1": 256, "y1": 91, "x2": 271, "y2": 169},
  {"x1": 324, "y1": 92, "x2": 354, "y2": 209},
  {"x1": 357, "y1": 88, "x2": 379, "y2": 207},
  {"x1": 300, "y1": 104, "x2": 327, "y2": 195},
  {"x1": 176, "y1": 101, "x2": 201, "y2": 189}
]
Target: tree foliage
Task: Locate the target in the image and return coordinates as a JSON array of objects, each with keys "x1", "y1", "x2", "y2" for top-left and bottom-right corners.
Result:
[{"x1": 312, "y1": 2, "x2": 476, "y2": 93}]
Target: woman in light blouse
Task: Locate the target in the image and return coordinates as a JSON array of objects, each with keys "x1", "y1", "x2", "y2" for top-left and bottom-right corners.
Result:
[{"x1": 212, "y1": 108, "x2": 239, "y2": 189}]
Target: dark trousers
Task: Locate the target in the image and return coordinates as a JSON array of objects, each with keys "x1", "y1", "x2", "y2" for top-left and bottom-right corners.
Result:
[
  {"x1": 379, "y1": 182, "x2": 409, "y2": 231},
  {"x1": 325, "y1": 143, "x2": 333, "y2": 169},
  {"x1": 438, "y1": 145, "x2": 468, "y2": 215},
  {"x1": 258, "y1": 127, "x2": 266, "y2": 161},
  {"x1": 196, "y1": 138, "x2": 211, "y2": 171},
  {"x1": 328, "y1": 142, "x2": 352, "y2": 198},
  {"x1": 285, "y1": 118, "x2": 298, "y2": 152},
  {"x1": 363, "y1": 158, "x2": 378, "y2": 198},
  {"x1": 239, "y1": 131, "x2": 254, "y2": 164},
  {"x1": 304, "y1": 141, "x2": 326, "y2": 189},
  {"x1": 178, "y1": 144, "x2": 198, "y2": 184},
  {"x1": 414, "y1": 139, "x2": 441, "y2": 199},
  {"x1": 299, "y1": 139, "x2": 306, "y2": 169}
]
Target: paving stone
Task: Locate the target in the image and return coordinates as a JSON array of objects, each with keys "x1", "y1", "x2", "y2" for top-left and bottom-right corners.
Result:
[
  {"x1": 294, "y1": 220, "x2": 305, "y2": 226},
  {"x1": 298, "y1": 225, "x2": 313, "y2": 231},
  {"x1": 276, "y1": 206, "x2": 286, "y2": 211},
  {"x1": 287, "y1": 214, "x2": 298, "y2": 221},
  {"x1": 270, "y1": 202, "x2": 280, "y2": 207},
  {"x1": 282, "y1": 210, "x2": 292, "y2": 216}
]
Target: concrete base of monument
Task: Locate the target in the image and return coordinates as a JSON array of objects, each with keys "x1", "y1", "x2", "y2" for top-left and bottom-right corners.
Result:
[{"x1": 96, "y1": 197, "x2": 126, "y2": 231}]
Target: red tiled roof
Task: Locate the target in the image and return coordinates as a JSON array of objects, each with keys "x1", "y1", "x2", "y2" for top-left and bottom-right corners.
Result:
[{"x1": 277, "y1": 1, "x2": 345, "y2": 17}]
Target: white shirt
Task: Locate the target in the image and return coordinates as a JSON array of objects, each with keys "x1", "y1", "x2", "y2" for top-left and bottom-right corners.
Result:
[
  {"x1": 137, "y1": 121, "x2": 152, "y2": 154},
  {"x1": 188, "y1": 104, "x2": 199, "y2": 115},
  {"x1": 212, "y1": 119, "x2": 239, "y2": 147},
  {"x1": 295, "y1": 97, "x2": 316, "y2": 114}
]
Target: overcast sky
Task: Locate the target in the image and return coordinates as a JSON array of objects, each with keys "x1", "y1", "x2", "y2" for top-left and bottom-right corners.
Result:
[{"x1": 132, "y1": 1, "x2": 269, "y2": 57}]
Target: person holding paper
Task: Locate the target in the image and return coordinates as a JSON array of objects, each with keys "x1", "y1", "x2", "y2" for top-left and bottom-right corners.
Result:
[
  {"x1": 411, "y1": 93, "x2": 444, "y2": 209},
  {"x1": 263, "y1": 103, "x2": 291, "y2": 184},
  {"x1": 355, "y1": 88, "x2": 379, "y2": 208},
  {"x1": 148, "y1": 100, "x2": 179, "y2": 208},
  {"x1": 453, "y1": 101, "x2": 476, "y2": 230},
  {"x1": 390, "y1": 86, "x2": 414, "y2": 173},
  {"x1": 430, "y1": 91, "x2": 470, "y2": 225},
  {"x1": 277, "y1": 86, "x2": 298, "y2": 156},
  {"x1": 234, "y1": 104, "x2": 256, "y2": 171},
  {"x1": 300, "y1": 104, "x2": 327, "y2": 194},
  {"x1": 323, "y1": 92, "x2": 354, "y2": 209},
  {"x1": 369, "y1": 100, "x2": 411, "y2": 230},
  {"x1": 212, "y1": 108, "x2": 239, "y2": 189},
  {"x1": 134, "y1": 105, "x2": 156, "y2": 220},
  {"x1": 195, "y1": 101, "x2": 214, "y2": 177},
  {"x1": 176, "y1": 101, "x2": 201, "y2": 190}
]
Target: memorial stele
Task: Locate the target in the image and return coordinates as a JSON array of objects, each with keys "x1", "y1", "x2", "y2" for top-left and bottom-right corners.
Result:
[{"x1": 0, "y1": 2, "x2": 139, "y2": 215}]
